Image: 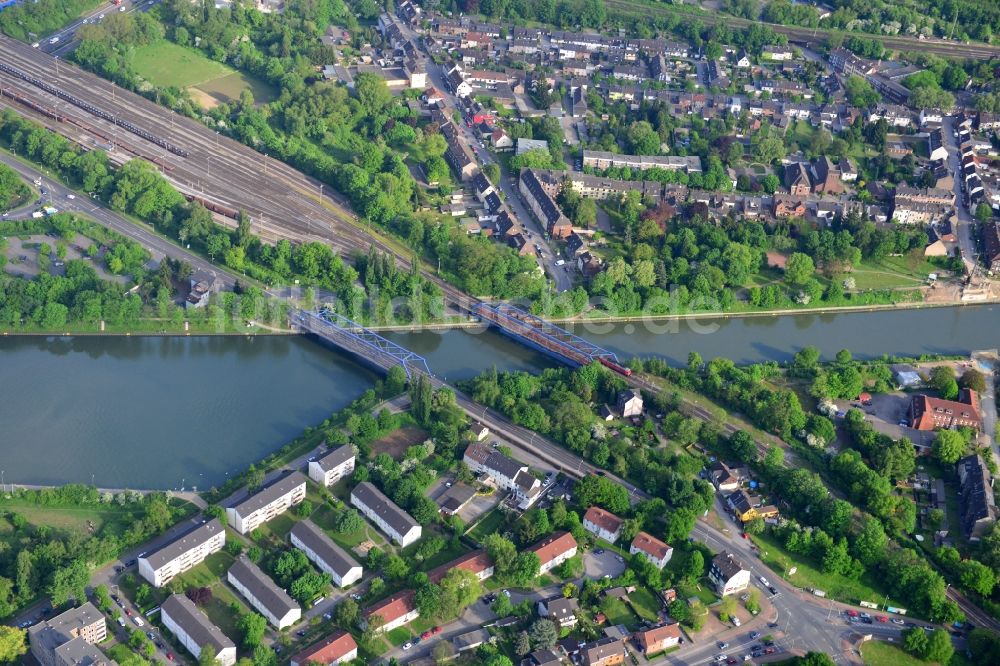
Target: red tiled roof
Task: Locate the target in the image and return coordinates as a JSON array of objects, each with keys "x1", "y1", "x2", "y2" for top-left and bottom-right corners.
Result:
[
  {"x1": 631, "y1": 532, "x2": 671, "y2": 560},
  {"x1": 910, "y1": 389, "x2": 981, "y2": 431},
  {"x1": 634, "y1": 622, "x2": 681, "y2": 653},
  {"x1": 427, "y1": 550, "x2": 493, "y2": 583},
  {"x1": 290, "y1": 630, "x2": 357, "y2": 665},
  {"x1": 363, "y1": 590, "x2": 416, "y2": 625},
  {"x1": 583, "y1": 507, "x2": 624, "y2": 534},
  {"x1": 528, "y1": 531, "x2": 577, "y2": 566}
]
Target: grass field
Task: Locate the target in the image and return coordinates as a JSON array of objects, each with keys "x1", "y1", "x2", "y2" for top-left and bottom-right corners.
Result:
[
  {"x1": 601, "y1": 596, "x2": 640, "y2": 629},
  {"x1": 629, "y1": 587, "x2": 663, "y2": 621},
  {"x1": 467, "y1": 507, "x2": 508, "y2": 543},
  {"x1": 129, "y1": 40, "x2": 275, "y2": 108},
  {"x1": 751, "y1": 531, "x2": 893, "y2": 607},
  {"x1": 842, "y1": 253, "x2": 940, "y2": 290},
  {"x1": 0, "y1": 500, "x2": 136, "y2": 536},
  {"x1": 861, "y1": 640, "x2": 927, "y2": 666},
  {"x1": 130, "y1": 41, "x2": 234, "y2": 89}
]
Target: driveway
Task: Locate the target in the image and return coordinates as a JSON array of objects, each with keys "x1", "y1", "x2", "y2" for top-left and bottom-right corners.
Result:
[{"x1": 584, "y1": 548, "x2": 627, "y2": 579}]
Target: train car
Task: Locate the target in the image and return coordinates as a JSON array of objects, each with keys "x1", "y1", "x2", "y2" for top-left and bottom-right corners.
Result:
[{"x1": 598, "y1": 357, "x2": 633, "y2": 377}]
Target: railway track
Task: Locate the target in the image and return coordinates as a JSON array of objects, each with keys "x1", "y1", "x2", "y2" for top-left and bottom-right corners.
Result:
[
  {"x1": 602, "y1": 0, "x2": 1000, "y2": 60},
  {"x1": 0, "y1": 33, "x2": 472, "y2": 310}
]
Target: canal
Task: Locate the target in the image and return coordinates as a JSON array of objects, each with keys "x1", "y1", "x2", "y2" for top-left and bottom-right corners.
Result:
[{"x1": 1, "y1": 304, "x2": 997, "y2": 488}]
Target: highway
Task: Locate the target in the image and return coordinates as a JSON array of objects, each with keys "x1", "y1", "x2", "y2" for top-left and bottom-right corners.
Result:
[{"x1": 39, "y1": 0, "x2": 160, "y2": 58}]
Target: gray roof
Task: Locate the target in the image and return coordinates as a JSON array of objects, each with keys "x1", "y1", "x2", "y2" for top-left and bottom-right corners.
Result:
[
  {"x1": 28, "y1": 603, "x2": 104, "y2": 652},
  {"x1": 162, "y1": 594, "x2": 235, "y2": 655},
  {"x1": 230, "y1": 470, "x2": 307, "y2": 516},
  {"x1": 451, "y1": 628, "x2": 490, "y2": 651},
  {"x1": 290, "y1": 519, "x2": 360, "y2": 577},
  {"x1": 437, "y1": 483, "x2": 476, "y2": 513},
  {"x1": 228, "y1": 556, "x2": 299, "y2": 619},
  {"x1": 351, "y1": 482, "x2": 419, "y2": 536},
  {"x1": 54, "y1": 637, "x2": 116, "y2": 666},
  {"x1": 139, "y1": 519, "x2": 224, "y2": 571},
  {"x1": 712, "y1": 551, "x2": 746, "y2": 579},
  {"x1": 314, "y1": 445, "x2": 355, "y2": 473}
]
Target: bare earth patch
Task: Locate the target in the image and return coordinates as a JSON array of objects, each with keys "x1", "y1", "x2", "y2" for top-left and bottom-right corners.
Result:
[{"x1": 370, "y1": 426, "x2": 428, "y2": 459}]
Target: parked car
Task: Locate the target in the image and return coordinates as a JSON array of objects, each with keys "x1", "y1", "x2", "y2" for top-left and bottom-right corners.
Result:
[
  {"x1": 132, "y1": 616, "x2": 144, "y2": 627},
  {"x1": 402, "y1": 642, "x2": 412, "y2": 650},
  {"x1": 759, "y1": 576, "x2": 770, "y2": 587}
]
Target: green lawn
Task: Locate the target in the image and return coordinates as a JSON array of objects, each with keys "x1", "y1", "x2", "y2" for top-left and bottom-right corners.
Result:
[
  {"x1": 843, "y1": 253, "x2": 941, "y2": 290},
  {"x1": 629, "y1": 587, "x2": 663, "y2": 621},
  {"x1": 386, "y1": 626, "x2": 412, "y2": 646},
  {"x1": 467, "y1": 507, "x2": 508, "y2": 543},
  {"x1": 129, "y1": 41, "x2": 235, "y2": 89},
  {"x1": 676, "y1": 579, "x2": 720, "y2": 607},
  {"x1": 751, "y1": 531, "x2": 893, "y2": 607},
  {"x1": 861, "y1": 640, "x2": 927, "y2": 666},
  {"x1": 0, "y1": 500, "x2": 136, "y2": 536},
  {"x1": 173, "y1": 550, "x2": 235, "y2": 589},
  {"x1": 601, "y1": 596, "x2": 640, "y2": 629},
  {"x1": 414, "y1": 538, "x2": 472, "y2": 571}
]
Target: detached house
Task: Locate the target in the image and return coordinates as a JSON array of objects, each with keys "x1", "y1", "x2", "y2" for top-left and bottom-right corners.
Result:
[
  {"x1": 630, "y1": 532, "x2": 673, "y2": 569},
  {"x1": 634, "y1": 621, "x2": 682, "y2": 657},
  {"x1": 583, "y1": 506, "x2": 624, "y2": 543},
  {"x1": 709, "y1": 551, "x2": 750, "y2": 596},
  {"x1": 362, "y1": 590, "x2": 419, "y2": 633},
  {"x1": 538, "y1": 596, "x2": 579, "y2": 628},
  {"x1": 528, "y1": 531, "x2": 579, "y2": 574},
  {"x1": 290, "y1": 630, "x2": 358, "y2": 666},
  {"x1": 616, "y1": 389, "x2": 643, "y2": 418}
]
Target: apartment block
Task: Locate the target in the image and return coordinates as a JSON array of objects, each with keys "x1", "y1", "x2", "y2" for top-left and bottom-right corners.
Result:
[
  {"x1": 226, "y1": 470, "x2": 307, "y2": 534},
  {"x1": 289, "y1": 519, "x2": 363, "y2": 587},
  {"x1": 308, "y1": 445, "x2": 356, "y2": 487},
  {"x1": 161, "y1": 594, "x2": 237, "y2": 666},
  {"x1": 227, "y1": 556, "x2": 302, "y2": 629},
  {"x1": 351, "y1": 482, "x2": 422, "y2": 547},
  {"x1": 138, "y1": 518, "x2": 225, "y2": 588},
  {"x1": 28, "y1": 603, "x2": 112, "y2": 666}
]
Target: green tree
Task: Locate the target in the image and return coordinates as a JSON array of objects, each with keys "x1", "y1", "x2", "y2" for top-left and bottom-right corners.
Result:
[
  {"x1": 903, "y1": 626, "x2": 929, "y2": 656},
  {"x1": 335, "y1": 597, "x2": 359, "y2": 628},
  {"x1": 48, "y1": 559, "x2": 89, "y2": 606},
  {"x1": 197, "y1": 643, "x2": 219, "y2": 666},
  {"x1": 237, "y1": 612, "x2": 267, "y2": 648},
  {"x1": 932, "y1": 429, "x2": 967, "y2": 465},
  {"x1": 528, "y1": 618, "x2": 558, "y2": 649},
  {"x1": 794, "y1": 653, "x2": 836, "y2": 666},
  {"x1": 928, "y1": 366, "x2": 959, "y2": 400},
  {"x1": 784, "y1": 253, "x2": 815, "y2": 286},
  {"x1": 0, "y1": 626, "x2": 27, "y2": 664},
  {"x1": 960, "y1": 368, "x2": 987, "y2": 393},
  {"x1": 958, "y1": 559, "x2": 996, "y2": 596},
  {"x1": 924, "y1": 628, "x2": 954, "y2": 663},
  {"x1": 976, "y1": 203, "x2": 993, "y2": 222}
]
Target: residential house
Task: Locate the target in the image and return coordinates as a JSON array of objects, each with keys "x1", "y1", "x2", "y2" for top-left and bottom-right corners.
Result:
[
  {"x1": 582, "y1": 151, "x2": 701, "y2": 173},
  {"x1": 583, "y1": 506, "x2": 624, "y2": 543},
  {"x1": 290, "y1": 520, "x2": 363, "y2": 588},
  {"x1": 528, "y1": 531, "x2": 579, "y2": 574},
  {"x1": 290, "y1": 630, "x2": 358, "y2": 666},
  {"x1": 773, "y1": 195, "x2": 806, "y2": 218},
  {"x1": 811, "y1": 156, "x2": 844, "y2": 194},
  {"x1": 138, "y1": 518, "x2": 226, "y2": 588},
  {"x1": 538, "y1": 596, "x2": 579, "y2": 628},
  {"x1": 928, "y1": 129, "x2": 949, "y2": 162},
  {"x1": 629, "y1": 532, "x2": 673, "y2": 569},
  {"x1": 616, "y1": 389, "x2": 643, "y2": 417},
  {"x1": 227, "y1": 556, "x2": 301, "y2": 629},
  {"x1": 983, "y1": 221, "x2": 1000, "y2": 272},
  {"x1": 734, "y1": 49, "x2": 751, "y2": 68},
  {"x1": 709, "y1": 461, "x2": 742, "y2": 492},
  {"x1": 361, "y1": 590, "x2": 418, "y2": 633},
  {"x1": 520, "y1": 168, "x2": 573, "y2": 238},
  {"x1": 633, "y1": 621, "x2": 682, "y2": 657},
  {"x1": 451, "y1": 628, "x2": 492, "y2": 653},
  {"x1": 840, "y1": 158, "x2": 858, "y2": 182},
  {"x1": 161, "y1": 594, "x2": 237, "y2": 666},
  {"x1": 528, "y1": 649, "x2": 564, "y2": 666},
  {"x1": 581, "y1": 636, "x2": 625, "y2": 666},
  {"x1": 909, "y1": 389, "x2": 982, "y2": 431},
  {"x1": 350, "y1": 482, "x2": 422, "y2": 547},
  {"x1": 709, "y1": 551, "x2": 750, "y2": 596},
  {"x1": 784, "y1": 162, "x2": 812, "y2": 196},
  {"x1": 920, "y1": 109, "x2": 944, "y2": 127},
  {"x1": 762, "y1": 45, "x2": 794, "y2": 61},
  {"x1": 728, "y1": 489, "x2": 759, "y2": 522},
  {"x1": 446, "y1": 66, "x2": 472, "y2": 98},
  {"x1": 226, "y1": 471, "x2": 307, "y2": 535},
  {"x1": 491, "y1": 129, "x2": 513, "y2": 150},
  {"x1": 437, "y1": 482, "x2": 477, "y2": 516},
  {"x1": 463, "y1": 441, "x2": 543, "y2": 509},
  {"x1": 28, "y1": 603, "x2": 111, "y2": 666},
  {"x1": 958, "y1": 455, "x2": 997, "y2": 541},
  {"x1": 427, "y1": 550, "x2": 494, "y2": 584},
  {"x1": 307, "y1": 445, "x2": 356, "y2": 487},
  {"x1": 186, "y1": 272, "x2": 215, "y2": 309}
]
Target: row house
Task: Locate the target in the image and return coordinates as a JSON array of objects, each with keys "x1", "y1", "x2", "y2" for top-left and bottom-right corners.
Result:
[
  {"x1": 867, "y1": 104, "x2": 913, "y2": 128},
  {"x1": 773, "y1": 194, "x2": 807, "y2": 218},
  {"x1": 519, "y1": 168, "x2": 573, "y2": 238},
  {"x1": 958, "y1": 455, "x2": 997, "y2": 541},
  {"x1": 139, "y1": 518, "x2": 226, "y2": 588},
  {"x1": 983, "y1": 221, "x2": 1000, "y2": 272},
  {"x1": 582, "y1": 150, "x2": 702, "y2": 173},
  {"x1": 225, "y1": 470, "x2": 307, "y2": 535},
  {"x1": 228, "y1": 556, "x2": 301, "y2": 629},
  {"x1": 466, "y1": 69, "x2": 512, "y2": 89},
  {"x1": 828, "y1": 48, "x2": 874, "y2": 78},
  {"x1": 351, "y1": 481, "x2": 422, "y2": 547},
  {"x1": 290, "y1": 631, "x2": 358, "y2": 666},
  {"x1": 428, "y1": 550, "x2": 495, "y2": 584},
  {"x1": 396, "y1": 0, "x2": 421, "y2": 25},
  {"x1": 162, "y1": 594, "x2": 237, "y2": 666},
  {"x1": 362, "y1": 591, "x2": 418, "y2": 633}
]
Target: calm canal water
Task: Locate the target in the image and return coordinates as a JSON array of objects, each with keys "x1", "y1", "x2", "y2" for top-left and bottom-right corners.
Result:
[{"x1": 2, "y1": 304, "x2": 997, "y2": 488}]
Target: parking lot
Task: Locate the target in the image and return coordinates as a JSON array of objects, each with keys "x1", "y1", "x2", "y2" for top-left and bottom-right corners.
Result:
[
  {"x1": 834, "y1": 392, "x2": 935, "y2": 449},
  {"x1": 583, "y1": 547, "x2": 627, "y2": 579}
]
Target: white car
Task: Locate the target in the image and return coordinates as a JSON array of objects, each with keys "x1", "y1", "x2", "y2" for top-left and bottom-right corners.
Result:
[
  {"x1": 402, "y1": 642, "x2": 413, "y2": 650},
  {"x1": 759, "y1": 576, "x2": 770, "y2": 587},
  {"x1": 132, "y1": 616, "x2": 144, "y2": 627},
  {"x1": 66, "y1": 194, "x2": 75, "y2": 200}
]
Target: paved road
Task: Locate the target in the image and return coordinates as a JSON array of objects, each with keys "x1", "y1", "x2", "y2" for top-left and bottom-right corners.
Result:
[
  {"x1": 41, "y1": 0, "x2": 162, "y2": 57},
  {"x1": 0, "y1": 152, "x2": 238, "y2": 291},
  {"x1": 942, "y1": 115, "x2": 977, "y2": 275}
]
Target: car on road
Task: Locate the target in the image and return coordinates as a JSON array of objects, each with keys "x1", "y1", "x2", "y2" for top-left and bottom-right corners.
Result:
[
  {"x1": 502, "y1": 589, "x2": 511, "y2": 598},
  {"x1": 350, "y1": 593, "x2": 362, "y2": 601},
  {"x1": 66, "y1": 194, "x2": 75, "y2": 199},
  {"x1": 876, "y1": 615, "x2": 888, "y2": 622},
  {"x1": 859, "y1": 612, "x2": 871, "y2": 619},
  {"x1": 759, "y1": 576, "x2": 770, "y2": 587},
  {"x1": 718, "y1": 642, "x2": 729, "y2": 649},
  {"x1": 861, "y1": 616, "x2": 873, "y2": 625},
  {"x1": 146, "y1": 632, "x2": 155, "y2": 641},
  {"x1": 421, "y1": 631, "x2": 432, "y2": 640},
  {"x1": 891, "y1": 618, "x2": 905, "y2": 625},
  {"x1": 594, "y1": 548, "x2": 604, "y2": 555},
  {"x1": 132, "y1": 616, "x2": 144, "y2": 627},
  {"x1": 768, "y1": 586, "x2": 778, "y2": 595},
  {"x1": 846, "y1": 610, "x2": 858, "y2": 617},
  {"x1": 323, "y1": 612, "x2": 332, "y2": 620},
  {"x1": 402, "y1": 642, "x2": 412, "y2": 650},
  {"x1": 432, "y1": 626, "x2": 442, "y2": 635},
  {"x1": 166, "y1": 654, "x2": 173, "y2": 661},
  {"x1": 749, "y1": 631, "x2": 760, "y2": 640},
  {"x1": 715, "y1": 655, "x2": 727, "y2": 663},
  {"x1": 296, "y1": 631, "x2": 306, "y2": 637}
]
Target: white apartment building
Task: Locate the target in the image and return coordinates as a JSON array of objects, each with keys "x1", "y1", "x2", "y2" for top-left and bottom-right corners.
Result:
[
  {"x1": 528, "y1": 531, "x2": 578, "y2": 575},
  {"x1": 138, "y1": 518, "x2": 225, "y2": 588},
  {"x1": 462, "y1": 442, "x2": 543, "y2": 509},
  {"x1": 289, "y1": 519, "x2": 363, "y2": 587},
  {"x1": 227, "y1": 556, "x2": 301, "y2": 629},
  {"x1": 161, "y1": 594, "x2": 237, "y2": 666},
  {"x1": 226, "y1": 471, "x2": 307, "y2": 535},
  {"x1": 308, "y1": 445, "x2": 356, "y2": 487},
  {"x1": 350, "y1": 482, "x2": 422, "y2": 547}
]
